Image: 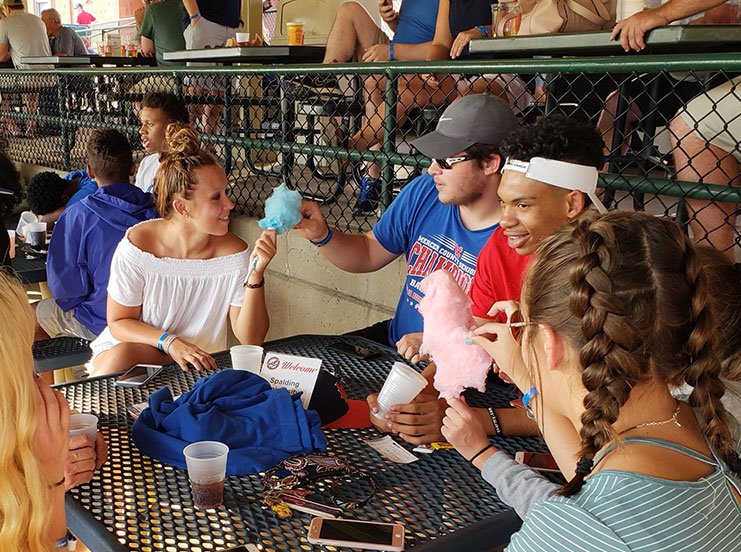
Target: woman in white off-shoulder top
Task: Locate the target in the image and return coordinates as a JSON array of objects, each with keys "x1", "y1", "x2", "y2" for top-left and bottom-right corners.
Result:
[{"x1": 89, "y1": 124, "x2": 276, "y2": 376}]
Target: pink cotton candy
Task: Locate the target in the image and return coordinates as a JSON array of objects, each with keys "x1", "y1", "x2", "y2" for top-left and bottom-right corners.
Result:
[{"x1": 419, "y1": 270, "x2": 492, "y2": 399}]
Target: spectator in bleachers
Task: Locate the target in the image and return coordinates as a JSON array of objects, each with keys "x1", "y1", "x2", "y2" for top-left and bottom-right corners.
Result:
[
  {"x1": 74, "y1": 3, "x2": 96, "y2": 26},
  {"x1": 610, "y1": 0, "x2": 738, "y2": 259},
  {"x1": 347, "y1": 0, "x2": 529, "y2": 213},
  {"x1": 135, "y1": 91, "x2": 190, "y2": 192},
  {"x1": 323, "y1": 0, "x2": 437, "y2": 64},
  {"x1": 295, "y1": 94, "x2": 517, "y2": 360},
  {"x1": 139, "y1": 0, "x2": 186, "y2": 66},
  {"x1": 670, "y1": 77, "x2": 740, "y2": 260},
  {"x1": 182, "y1": 0, "x2": 240, "y2": 140},
  {"x1": 0, "y1": 0, "x2": 52, "y2": 137},
  {"x1": 26, "y1": 169, "x2": 97, "y2": 225},
  {"x1": 41, "y1": 8, "x2": 87, "y2": 56},
  {"x1": 36, "y1": 129, "x2": 157, "y2": 341},
  {"x1": 88, "y1": 124, "x2": 276, "y2": 376}
]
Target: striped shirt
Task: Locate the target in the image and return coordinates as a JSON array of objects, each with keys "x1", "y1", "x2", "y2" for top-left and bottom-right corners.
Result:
[{"x1": 506, "y1": 437, "x2": 741, "y2": 552}]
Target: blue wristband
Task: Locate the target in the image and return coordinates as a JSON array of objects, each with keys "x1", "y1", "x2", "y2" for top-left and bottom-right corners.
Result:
[
  {"x1": 475, "y1": 25, "x2": 489, "y2": 37},
  {"x1": 190, "y1": 11, "x2": 201, "y2": 20},
  {"x1": 522, "y1": 386, "x2": 539, "y2": 419},
  {"x1": 157, "y1": 332, "x2": 171, "y2": 352},
  {"x1": 389, "y1": 42, "x2": 394, "y2": 61},
  {"x1": 310, "y1": 227, "x2": 333, "y2": 247}
]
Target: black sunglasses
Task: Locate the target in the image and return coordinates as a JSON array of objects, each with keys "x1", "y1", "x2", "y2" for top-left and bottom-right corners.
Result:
[{"x1": 433, "y1": 155, "x2": 475, "y2": 170}]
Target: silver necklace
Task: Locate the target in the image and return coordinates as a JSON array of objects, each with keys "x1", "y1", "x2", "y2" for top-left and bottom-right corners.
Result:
[{"x1": 619, "y1": 401, "x2": 682, "y2": 435}]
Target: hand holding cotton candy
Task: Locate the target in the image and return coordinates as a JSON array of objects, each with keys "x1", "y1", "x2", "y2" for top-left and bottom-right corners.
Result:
[
  {"x1": 258, "y1": 183, "x2": 302, "y2": 234},
  {"x1": 419, "y1": 270, "x2": 492, "y2": 399}
]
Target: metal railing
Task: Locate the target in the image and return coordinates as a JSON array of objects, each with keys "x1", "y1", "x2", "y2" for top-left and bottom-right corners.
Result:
[{"x1": 0, "y1": 54, "x2": 739, "y2": 253}]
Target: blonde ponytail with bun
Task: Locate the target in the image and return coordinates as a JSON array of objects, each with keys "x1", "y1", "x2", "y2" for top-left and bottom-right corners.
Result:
[{"x1": 152, "y1": 122, "x2": 219, "y2": 218}]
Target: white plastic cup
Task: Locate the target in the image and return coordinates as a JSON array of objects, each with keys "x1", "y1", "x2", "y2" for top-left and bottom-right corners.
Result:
[
  {"x1": 230, "y1": 345, "x2": 264, "y2": 374},
  {"x1": 15, "y1": 210, "x2": 38, "y2": 238},
  {"x1": 235, "y1": 32, "x2": 250, "y2": 44},
  {"x1": 7, "y1": 230, "x2": 15, "y2": 258},
  {"x1": 376, "y1": 362, "x2": 428, "y2": 416},
  {"x1": 26, "y1": 221, "x2": 47, "y2": 247},
  {"x1": 69, "y1": 413, "x2": 98, "y2": 442},
  {"x1": 183, "y1": 441, "x2": 229, "y2": 509}
]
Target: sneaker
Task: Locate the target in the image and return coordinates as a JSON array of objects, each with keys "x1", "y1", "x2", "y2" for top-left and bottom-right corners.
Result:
[
  {"x1": 287, "y1": 74, "x2": 339, "y2": 89},
  {"x1": 353, "y1": 177, "x2": 381, "y2": 216}
]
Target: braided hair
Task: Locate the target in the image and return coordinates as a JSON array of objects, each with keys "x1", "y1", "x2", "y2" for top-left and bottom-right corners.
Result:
[{"x1": 522, "y1": 211, "x2": 740, "y2": 496}]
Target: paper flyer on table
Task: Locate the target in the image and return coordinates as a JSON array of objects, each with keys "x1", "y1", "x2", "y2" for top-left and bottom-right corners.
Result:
[{"x1": 363, "y1": 435, "x2": 419, "y2": 463}]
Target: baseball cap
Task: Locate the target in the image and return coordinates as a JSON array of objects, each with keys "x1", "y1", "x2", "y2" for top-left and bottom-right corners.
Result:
[
  {"x1": 308, "y1": 369, "x2": 371, "y2": 429},
  {"x1": 411, "y1": 93, "x2": 518, "y2": 159}
]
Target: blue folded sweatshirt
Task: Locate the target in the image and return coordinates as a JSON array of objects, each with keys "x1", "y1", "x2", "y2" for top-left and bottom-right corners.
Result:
[{"x1": 132, "y1": 370, "x2": 327, "y2": 476}]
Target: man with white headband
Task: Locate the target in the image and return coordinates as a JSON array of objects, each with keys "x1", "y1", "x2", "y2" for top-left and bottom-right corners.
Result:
[{"x1": 469, "y1": 114, "x2": 606, "y2": 325}]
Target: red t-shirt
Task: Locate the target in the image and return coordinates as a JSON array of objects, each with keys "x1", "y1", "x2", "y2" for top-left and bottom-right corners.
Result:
[
  {"x1": 469, "y1": 226, "x2": 532, "y2": 320},
  {"x1": 76, "y1": 11, "x2": 96, "y2": 25}
]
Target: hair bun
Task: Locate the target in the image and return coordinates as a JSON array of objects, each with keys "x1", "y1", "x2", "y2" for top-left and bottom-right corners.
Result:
[{"x1": 164, "y1": 123, "x2": 199, "y2": 157}]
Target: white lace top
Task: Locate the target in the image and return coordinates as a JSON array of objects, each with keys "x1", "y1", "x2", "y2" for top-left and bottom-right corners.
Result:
[{"x1": 90, "y1": 221, "x2": 250, "y2": 357}]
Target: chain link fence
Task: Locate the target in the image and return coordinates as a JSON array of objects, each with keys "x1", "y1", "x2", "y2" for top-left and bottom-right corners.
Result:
[{"x1": 0, "y1": 55, "x2": 739, "y2": 255}]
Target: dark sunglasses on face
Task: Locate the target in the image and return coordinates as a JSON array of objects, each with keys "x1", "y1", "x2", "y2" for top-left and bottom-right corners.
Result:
[{"x1": 433, "y1": 155, "x2": 475, "y2": 170}]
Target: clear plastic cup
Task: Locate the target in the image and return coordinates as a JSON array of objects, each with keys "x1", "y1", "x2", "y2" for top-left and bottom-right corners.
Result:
[
  {"x1": 495, "y1": 0, "x2": 522, "y2": 37},
  {"x1": 183, "y1": 441, "x2": 229, "y2": 509},
  {"x1": 69, "y1": 413, "x2": 98, "y2": 442},
  {"x1": 26, "y1": 221, "x2": 47, "y2": 247},
  {"x1": 376, "y1": 362, "x2": 428, "y2": 416},
  {"x1": 230, "y1": 345, "x2": 264, "y2": 374},
  {"x1": 286, "y1": 22, "x2": 305, "y2": 45}
]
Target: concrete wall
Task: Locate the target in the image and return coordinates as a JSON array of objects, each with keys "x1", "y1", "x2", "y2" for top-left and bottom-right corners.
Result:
[{"x1": 230, "y1": 216, "x2": 405, "y2": 341}]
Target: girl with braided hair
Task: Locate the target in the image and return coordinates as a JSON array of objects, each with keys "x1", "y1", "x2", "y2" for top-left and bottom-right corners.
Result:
[{"x1": 442, "y1": 211, "x2": 741, "y2": 551}]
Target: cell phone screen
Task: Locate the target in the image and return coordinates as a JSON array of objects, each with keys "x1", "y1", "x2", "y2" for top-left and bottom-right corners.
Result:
[
  {"x1": 329, "y1": 342, "x2": 378, "y2": 359},
  {"x1": 318, "y1": 520, "x2": 394, "y2": 545},
  {"x1": 519, "y1": 452, "x2": 560, "y2": 472},
  {"x1": 117, "y1": 364, "x2": 161, "y2": 385}
]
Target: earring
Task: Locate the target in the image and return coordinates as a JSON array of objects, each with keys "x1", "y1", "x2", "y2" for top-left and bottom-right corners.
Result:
[{"x1": 183, "y1": 212, "x2": 190, "y2": 218}]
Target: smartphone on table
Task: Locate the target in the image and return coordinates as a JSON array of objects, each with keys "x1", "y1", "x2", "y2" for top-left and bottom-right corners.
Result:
[
  {"x1": 307, "y1": 518, "x2": 405, "y2": 551},
  {"x1": 329, "y1": 341, "x2": 380, "y2": 360},
  {"x1": 514, "y1": 451, "x2": 560, "y2": 473},
  {"x1": 115, "y1": 364, "x2": 164, "y2": 387}
]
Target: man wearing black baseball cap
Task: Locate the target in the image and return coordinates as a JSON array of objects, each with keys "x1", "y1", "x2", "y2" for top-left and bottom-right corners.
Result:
[{"x1": 295, "y1": 93, "x2": 517, "y2": 429}]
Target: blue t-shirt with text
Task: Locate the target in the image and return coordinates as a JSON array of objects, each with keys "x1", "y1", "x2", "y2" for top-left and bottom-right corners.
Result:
[{"x1": 372, "y1": 174, "x2": 498, "y2": 345}]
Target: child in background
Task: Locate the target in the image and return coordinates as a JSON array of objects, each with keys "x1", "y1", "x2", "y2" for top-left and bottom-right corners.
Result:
[{"x1": 27, "y1": 169, "x2": 97, "y2": 224}]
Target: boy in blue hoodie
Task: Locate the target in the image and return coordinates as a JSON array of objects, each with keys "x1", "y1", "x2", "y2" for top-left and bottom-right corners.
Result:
[{"x1": 36, "y1": 129, "x2": 158, "y2": 340}]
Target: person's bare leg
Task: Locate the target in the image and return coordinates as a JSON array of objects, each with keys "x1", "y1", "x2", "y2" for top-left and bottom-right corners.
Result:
[
  {"x1": 90, "y1": 343, "x2": 170, "y2": 377},
  {"x1": 596, "y1": 90, "x2": 641, "y2": 168},
  {"x1": 23, "y1": 92, "x2": 39, "y2": 136},
  {"x1": 323, "y1": 1, "x2": 379, "y2": 63},
  {"x1": 349, "y1": 75, "x2": 449, "y2": 151},
  {"x1": 670, "y1": 115, "x2": 740, "y2": 260}
]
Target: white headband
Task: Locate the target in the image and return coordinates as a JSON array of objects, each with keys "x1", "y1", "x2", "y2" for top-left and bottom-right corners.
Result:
[{"x1": 502, "y1": 157, "x2": 607, "y2": 213}]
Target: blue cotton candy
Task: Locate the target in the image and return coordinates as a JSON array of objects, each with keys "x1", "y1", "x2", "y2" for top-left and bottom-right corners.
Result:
[{"x1": 258, "y1": 183, "x2": 302, "y2": 234}]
